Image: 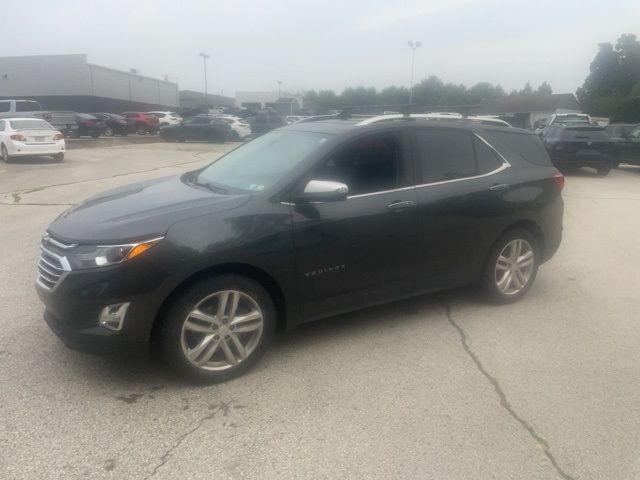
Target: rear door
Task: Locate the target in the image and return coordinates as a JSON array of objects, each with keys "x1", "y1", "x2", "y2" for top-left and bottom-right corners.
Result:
[
  {"x1": 292, "y1": 129, "x2": 419, "y2": 320},
  {"x1": 410, "y1": 127, "x2": 514, "y2": 292}
]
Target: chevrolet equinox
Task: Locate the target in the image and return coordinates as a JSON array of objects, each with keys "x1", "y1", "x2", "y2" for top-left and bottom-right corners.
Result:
[{"x1": 36, "y1": 115, "x2": 564, "y2": 382}]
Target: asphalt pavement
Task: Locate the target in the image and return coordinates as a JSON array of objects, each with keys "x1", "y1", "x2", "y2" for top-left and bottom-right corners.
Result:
[{"x1": 0, "y1": 139, "x2": 638, "y2": 479}]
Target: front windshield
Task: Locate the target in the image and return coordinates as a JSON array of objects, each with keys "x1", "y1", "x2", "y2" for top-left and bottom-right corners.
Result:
[{"x1": 196, "y1": 130, "x2": 333, "y2": 192}]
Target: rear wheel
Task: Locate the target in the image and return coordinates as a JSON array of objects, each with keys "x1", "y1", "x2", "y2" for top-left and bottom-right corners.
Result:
[
  {"x1": 1, "y1": 144, "x2": 10, "y2": 163},
  {"x1": 160, "y1": 275, "x2": 275, "y2": 383},
  {"x1": 480, "y1": 229, "x2": 539, "y2": 304},
  {"x1": 104, "y1": 127, "x2": 114, "y2": 137},
  {"x1": 596, "y1": 165, "x2": 611, "y2": 176},
  {"x1": 53, "y1": 153, "x2": 64, "y2": 162},
  {"x1": 231, "y1": 130, "x2": 240, "y2": 141},
  {"x1": 91, "y1": 132, "x2": 100, "y2": 139}
]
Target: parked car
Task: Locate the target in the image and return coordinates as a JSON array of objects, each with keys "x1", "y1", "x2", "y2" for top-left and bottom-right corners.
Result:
[
  {"x1": 121, "y1": 112, "x2": 159, "y2": 135},
  {"x1": 216, "y1": 115, "x2": 251, "y2": 140},
  {"x1": 74, "y1": 113, "x2": 108, "y2": 138},
  {"x1": 159, "y1": 115, "x2": 232, "y2": 142},
  {"x1": 0, "y1": 118, "x2": 65, "y2": 163},
  {"x1": 148, "y1": 111, "x2": 183, "y2": 127},
  {"x1": 36, "y1": 115, "x2": 563, "y2": 383},
  {"x1": 542, "y1": 124, "x2": 615, "y2": 175},
  {"x1": 91, "y1": 113, "x2": 130, "y2": 136},
  {"x1": 606, "y1": 123, "x2": 640, "y2": 166},
  {"x1": 0, "y1": 100, "x2": 78, "y2": 137},
  {"x1": 248, "y1": 108, "x2": 286, "y2": 135}
]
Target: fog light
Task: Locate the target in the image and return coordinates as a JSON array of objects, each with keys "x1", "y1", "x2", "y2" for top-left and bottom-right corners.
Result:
[{"x1": 99, "y1": 302, "x2": 130, "y2": 331}]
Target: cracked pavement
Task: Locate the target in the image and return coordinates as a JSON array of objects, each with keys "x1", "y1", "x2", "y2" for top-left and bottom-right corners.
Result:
[{"x1": 1, "y1": 140, "x2": 639, "y2": 479}]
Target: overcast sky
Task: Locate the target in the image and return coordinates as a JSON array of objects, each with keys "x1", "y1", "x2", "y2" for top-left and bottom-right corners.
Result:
[{"x1": 2, "y1": 0, "x2": 638, "y2": 97}]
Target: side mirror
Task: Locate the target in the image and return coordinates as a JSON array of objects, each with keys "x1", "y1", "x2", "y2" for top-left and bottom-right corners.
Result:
[{"x1": 292, "y1": 180, "x2": 349, "y2": 203}]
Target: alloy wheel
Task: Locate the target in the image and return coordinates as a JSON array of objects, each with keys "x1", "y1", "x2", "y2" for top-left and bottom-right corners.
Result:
[
  {"x1": 1, "y1": 145, "x2": 8, "y2": 163},
  {"x1": 180, "y1": 290, "x2": 264, "y2": 371},
  {"x1": 494, "y1": 239, "x2": 535, "y2": 295}
]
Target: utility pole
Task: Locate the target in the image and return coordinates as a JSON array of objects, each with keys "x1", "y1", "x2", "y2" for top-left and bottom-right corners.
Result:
[
  {"x1": 408, "y1": 41, "x2": 421, "y2": 105},
  {"x1": 277, "y1": 80, "x2": 283, "y2": 99},
  {"x1": 199, "y1": 52, "x2": 210, "y2": 106}
]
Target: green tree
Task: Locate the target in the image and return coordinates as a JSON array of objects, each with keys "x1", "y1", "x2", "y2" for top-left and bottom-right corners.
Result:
[
  {"x1": 577, "y1": 33, "x2": 640, "y2": 121},
  {"x1": 535, "y1": 81, "x2": 553, "y2": 95}
]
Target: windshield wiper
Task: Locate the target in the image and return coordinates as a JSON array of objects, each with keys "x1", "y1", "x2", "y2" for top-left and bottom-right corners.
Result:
[{"x1": 192, "y1": 177, "x2": 228, "y2": 194}]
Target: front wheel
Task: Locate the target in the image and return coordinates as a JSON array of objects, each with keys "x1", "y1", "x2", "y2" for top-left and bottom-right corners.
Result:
[
  {"x1": 596, "y1": 165, "x2": 612, "y2": 176},
  {"x1": 160, "y1": 275, "x2": 276, "y2": 383},
  {"x1": 53, "y1": 153, "x2": 64, "y2": 162},
  {"x1": 480, "y1": 229, "x2": 539, "y2": 304},
  {"x1": 104, "y1": 127, "x2": 114, "y2": 137},
  {"x1": 91, "y1": 132, "x2": 100, "y2": 138}
]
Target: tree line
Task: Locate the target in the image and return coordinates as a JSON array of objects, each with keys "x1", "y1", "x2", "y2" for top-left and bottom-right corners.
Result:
[
  {"x1": 305, "y1": 79, "x2": 552, "y2": 110},
  {"x1": 304, "y1": 33, "x2": 640, "y2": 122}
]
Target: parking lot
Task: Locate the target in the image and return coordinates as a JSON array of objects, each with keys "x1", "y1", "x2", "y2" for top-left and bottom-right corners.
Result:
[{"x1": 1, "y1": 139, "x2": 639, "y2": 479}]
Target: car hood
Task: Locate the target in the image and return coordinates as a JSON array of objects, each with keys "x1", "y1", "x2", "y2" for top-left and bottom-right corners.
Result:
[{"x1": 48, "y1": 174, "x2": 251, "y2": 244}]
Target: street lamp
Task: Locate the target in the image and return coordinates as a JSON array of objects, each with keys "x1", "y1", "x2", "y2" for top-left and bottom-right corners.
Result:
[
  {"x1": 198, "y1": 52, "x2": 210, "y2": 106},
  {"x1": 408, "y1": 41, "x2": 421, "y2": 105}
]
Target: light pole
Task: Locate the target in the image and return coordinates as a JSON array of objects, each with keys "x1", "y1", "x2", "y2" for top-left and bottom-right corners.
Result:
[
  {"x1": 277, "y1": 80, "x2": 283, "y2": 99},
  {"x1": 408, "y1": 41, "x2": 421, "y2": 105},
  {"x1": 199, "y1": 52, "x2": 210, "y2": 106}
]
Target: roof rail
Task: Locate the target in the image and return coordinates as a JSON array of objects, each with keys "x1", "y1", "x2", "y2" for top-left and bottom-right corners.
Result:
[{"x1": 355, "y1": 112, "x2": 463, "y2": 126}]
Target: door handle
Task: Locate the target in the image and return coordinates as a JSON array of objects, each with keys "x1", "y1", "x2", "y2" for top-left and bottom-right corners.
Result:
[
  {"x1": 386, "y1": 200, "x2": 416, "y2": 210},
  {"x1": 489, "y1": 183, "x2": 510, "y2": 191}
]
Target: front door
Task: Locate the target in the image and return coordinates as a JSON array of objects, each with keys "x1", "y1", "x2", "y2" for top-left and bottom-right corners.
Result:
[{"x1": 291, "y1": 130, "x2": 419, "y2": 321}]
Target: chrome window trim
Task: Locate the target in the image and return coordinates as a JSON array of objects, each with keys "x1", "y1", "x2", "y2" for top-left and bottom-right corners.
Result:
[{"x1": 283, "y1": 132, "x2": 511, "y2": 203}]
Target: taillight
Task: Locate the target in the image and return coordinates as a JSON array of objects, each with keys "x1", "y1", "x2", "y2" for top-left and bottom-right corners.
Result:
[
  {"x1": 10, "y1": 134, "x2": 27, "y2": 141},
  {"x1": 53, "y1": 133, "x2": 64, "y2": 140},
  {"x1": 551, "y1": 171, "x2": 565, "y2": 190}
]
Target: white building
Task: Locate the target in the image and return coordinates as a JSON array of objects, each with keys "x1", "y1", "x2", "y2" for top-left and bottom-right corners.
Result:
[{"x1": 235, "y1": 91, "x2": 304, "y2": 114}]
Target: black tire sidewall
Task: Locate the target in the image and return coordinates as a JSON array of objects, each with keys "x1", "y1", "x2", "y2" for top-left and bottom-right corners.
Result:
[
  {"x1": 481, "y1": 229, "x2": 540, "y2": 304},
  {"x1": 1, "y1": 145, "x2": 8, "y2": 163},
  {"x1": 160, "y1": 274, "x2": 276, "y2": 383}
]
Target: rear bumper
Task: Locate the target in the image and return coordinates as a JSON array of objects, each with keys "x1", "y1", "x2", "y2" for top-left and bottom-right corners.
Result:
[
  {"x1": 550, "y1": 152, "x2": 614, "y2": 168},
  {"x1": 8, "y1": 141, "x2": 65, "y2": 156}
]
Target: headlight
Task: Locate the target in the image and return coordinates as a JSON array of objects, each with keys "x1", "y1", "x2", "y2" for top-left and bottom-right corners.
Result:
[{"x1": 68, "y1": 237, "x2": 163, "y2": 269}]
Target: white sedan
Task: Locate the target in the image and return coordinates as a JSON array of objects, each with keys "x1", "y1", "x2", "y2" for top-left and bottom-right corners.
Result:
[
  {"x1": 217, "y1": 116, "x2": 251, "y2": 140},
  {"x1": 0, "y1": 118, "x2": 65, "y2": 163},
  {"x1": 148, "y1": 111, "x2": 183, "y2": 127}
]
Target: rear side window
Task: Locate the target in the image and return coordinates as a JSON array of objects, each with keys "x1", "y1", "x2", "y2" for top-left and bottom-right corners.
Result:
[
  {"x1": 0, "y1": 103, "x2": 10, "y2": 113},
  {"x1": 487, "y1": 131, "x2": 552, "y2": 166},
  {"x1": 414, "y1": 130, "x2": 477, "y2": 183},
  {"x1": 474, "y1": 137, "x2": 503, "y2": 173},
  {"x1": 16, "y1": 101, "x2": 41, "y2": 112},
  {"x1": 124, "y1": 113, "x2": 138, "y2": 118}
]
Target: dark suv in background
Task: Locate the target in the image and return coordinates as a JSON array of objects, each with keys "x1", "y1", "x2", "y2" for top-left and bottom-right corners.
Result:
[
  {"x1": 36, "y1": 115, "x2": 564, "y2": 383},
  {"x1": 541, "y1": 124, "x2": 616, "y2": 175}
]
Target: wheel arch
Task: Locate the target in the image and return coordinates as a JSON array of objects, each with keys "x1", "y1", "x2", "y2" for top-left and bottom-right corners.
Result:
[
  {"x1": 496, "y1": 220, "x2": 546, "y2": 259},
  {"x1": 150, "y1": 262, "x2": 288, "y2": 346}
]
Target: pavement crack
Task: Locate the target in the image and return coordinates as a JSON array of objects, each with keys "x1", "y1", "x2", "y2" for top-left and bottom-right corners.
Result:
[
  {"x1": 143, "y1": 411, "x2": 216, "y2": 480},
  {"x1": 439, "y1": 298, "x2": 576, "y2": 480}
]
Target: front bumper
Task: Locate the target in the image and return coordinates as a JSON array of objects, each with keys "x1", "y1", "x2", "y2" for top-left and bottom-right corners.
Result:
[{"x1": 36, "y1": 255, "x2": 173, "y2": 357}]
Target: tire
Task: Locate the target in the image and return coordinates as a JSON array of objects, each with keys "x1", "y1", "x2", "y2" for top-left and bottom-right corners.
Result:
[
  {"x1": 480, "y1": 228, "x2": 539, "y2": 304},
  {"x1": 160, "y1": 274, "x2": 276, "y2": 383},
  {"x1": 231, "y1": 130, "x2": 240, "y2": 141},
  {"x1": 596, "y1": 165, "x2": 611, "y2": 176},
  {"x1": 136, "y1": 124, "x2": 147, "y2": 135},
  {"x1": 104, "y1": 127, "x2": 114, "y2": 137},
  {"x1": 91, "y1": 132, "x2": 100, "y2": 139},
  {"x1": 53, "y1": 153, "x2": 64, "y2": 162},
  {"x1": 1, "y1": 144, "x2": 10, "y2": 163}
]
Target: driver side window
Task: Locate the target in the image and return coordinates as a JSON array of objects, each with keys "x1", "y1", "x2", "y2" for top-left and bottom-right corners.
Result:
[{"x1": 311, "y1": 132, "x2": 404, "y2": 196}]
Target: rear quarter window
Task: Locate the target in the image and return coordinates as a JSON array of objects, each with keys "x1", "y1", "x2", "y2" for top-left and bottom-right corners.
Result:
[
  {"x1": 0, "y1": 102, "x2": 10, "y2": 113},
  {"x1": 486, "y1": 130, "x2": 552, "y2": 166}
]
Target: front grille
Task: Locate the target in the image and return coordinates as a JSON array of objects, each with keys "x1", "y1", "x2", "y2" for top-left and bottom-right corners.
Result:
[{"x1": 37, "y1": 235, "x2": 74, "y2": 290}]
